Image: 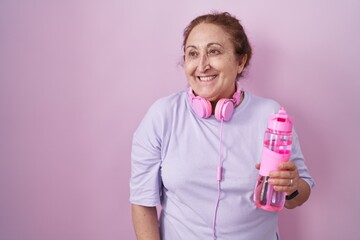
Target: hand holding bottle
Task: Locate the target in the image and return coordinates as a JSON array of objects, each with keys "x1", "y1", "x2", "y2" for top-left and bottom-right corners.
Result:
[
  {"x1": 255, "y1": 162, "x2": 299, "y2": 196},
  {"x1": 268, "y1": 162, "x2": 299, "y2": 194}
]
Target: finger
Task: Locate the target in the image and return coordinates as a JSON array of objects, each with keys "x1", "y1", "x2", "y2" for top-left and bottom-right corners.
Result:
[
  {"x1": 268, "y1": 177, "x2": 294, "y2": 186},
  {"x1": 255, "y1": 163, "x2": 260, "y2": 170},
  {"x1": 269, "y1": 163, "x2": 299, "y2": 178},
  {"x1": 273, "y1": 181, "x2": 298, "y2": 193},
  {"x1": 270, "y1": 178, "x2": 298, "y2": 193},
  {"x1": 269, "y1": 169, "x2": 297, "y2": 179},
  {"x1": 277, "y1": 161, "x2": 296, "y2": 171}
]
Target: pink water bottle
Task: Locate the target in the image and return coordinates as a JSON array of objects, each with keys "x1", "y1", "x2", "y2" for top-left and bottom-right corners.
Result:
[{"x1": 254, "y1": 107, "x2": 293, "y2": 211}]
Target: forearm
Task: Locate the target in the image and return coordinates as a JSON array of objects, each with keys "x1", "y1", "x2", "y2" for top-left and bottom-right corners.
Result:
[
  {"x1": 132, "y1": 204, "x2": 160, "y2": 240},
  {"x1": 285, "y1": 178, "x2": 311, "y2": 209}
]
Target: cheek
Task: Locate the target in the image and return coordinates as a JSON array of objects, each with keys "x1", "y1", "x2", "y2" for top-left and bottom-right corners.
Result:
[
  {"x1": 225, "y1": 65, "x2": 239, "y2": 76},
  {"x1": 183, "y1": 61, "x2": 196, "y2": 77},
  {"x1": 222, "y1": 60, "x2": 240, "y2": 77}
]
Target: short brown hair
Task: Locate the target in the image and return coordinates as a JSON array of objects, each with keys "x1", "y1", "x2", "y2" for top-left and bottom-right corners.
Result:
[{"x1": 183, "y1": 12, "x2": 252, "y2": 78}]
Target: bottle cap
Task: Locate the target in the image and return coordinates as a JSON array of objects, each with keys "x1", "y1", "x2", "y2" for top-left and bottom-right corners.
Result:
[{"x1": 267, "y1": 107, "x2": 292, "y2": 132}]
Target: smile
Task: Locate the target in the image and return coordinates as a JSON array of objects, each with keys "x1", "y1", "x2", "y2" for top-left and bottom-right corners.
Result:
[{"x1": 197, "y1": 75, "x2": 217, "y2": 82}]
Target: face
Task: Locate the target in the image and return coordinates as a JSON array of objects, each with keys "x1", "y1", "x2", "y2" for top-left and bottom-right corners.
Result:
[{"x1": 184, "y1": 23, "x2": 246, "y2": 102}]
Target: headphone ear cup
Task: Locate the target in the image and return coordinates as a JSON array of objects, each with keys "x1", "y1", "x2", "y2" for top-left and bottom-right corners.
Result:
[
  {"x1": 192, "y1": 96, "x2": 212, "y2": 118},
  {"x1": 215, "y1": 99, "x2": 235, "y2": 121}
]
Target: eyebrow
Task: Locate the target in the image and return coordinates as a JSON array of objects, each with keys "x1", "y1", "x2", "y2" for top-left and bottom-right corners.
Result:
[{"x1": 185, "y1": 42, "x2": 224, "y2": 50}]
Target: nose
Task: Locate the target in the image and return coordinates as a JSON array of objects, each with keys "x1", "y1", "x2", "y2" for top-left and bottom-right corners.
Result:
[{"x1": 197, "y1": 53, "x2": 210, "y2": 73}]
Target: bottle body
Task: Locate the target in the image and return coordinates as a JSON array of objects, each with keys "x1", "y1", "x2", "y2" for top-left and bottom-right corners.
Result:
[{"x1": 254, "y1": 108, "x2": 293, "y2": 211}]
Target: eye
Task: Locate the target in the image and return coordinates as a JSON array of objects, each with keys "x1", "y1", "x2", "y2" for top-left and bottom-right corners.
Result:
[
  {"x1": 186, "y1": 50, "x2": 198, "y2": 59},
  {"x1": 208, "y1": 48, "x2": 221, "y2": 56}
]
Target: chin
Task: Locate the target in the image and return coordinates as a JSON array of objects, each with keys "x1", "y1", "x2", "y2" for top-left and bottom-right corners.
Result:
[{"x1": 197, "y1": 92, "x2": 217, "y2": 101}]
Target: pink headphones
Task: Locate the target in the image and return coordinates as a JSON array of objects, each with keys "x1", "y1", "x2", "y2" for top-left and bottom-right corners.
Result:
[{"x1": 188, "y1": 84, "x2": 241, "y2": 122}]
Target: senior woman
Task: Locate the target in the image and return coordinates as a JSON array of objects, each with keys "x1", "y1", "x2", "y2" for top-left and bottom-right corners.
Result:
[{"x1": 130, "y1": 12, "x2": 314, "y2": 240}]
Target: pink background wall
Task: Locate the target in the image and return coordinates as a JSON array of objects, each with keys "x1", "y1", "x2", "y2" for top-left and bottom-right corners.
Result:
[{"x1": 0, "y1": 1, "x2": 359, "y2": 239}]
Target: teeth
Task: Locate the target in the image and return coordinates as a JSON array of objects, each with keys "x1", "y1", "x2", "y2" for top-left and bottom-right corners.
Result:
[{"x1": 198, "y1": 75, "x2": 216, "y2": 81}]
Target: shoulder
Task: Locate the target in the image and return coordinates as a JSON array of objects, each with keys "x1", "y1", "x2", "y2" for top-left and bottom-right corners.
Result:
[
  {"x1": 136, "y1": 90, "x2": 187, "y2": 132},
  {"x1": 248, "y1": 93, "x2": 280, "y2": 110},
  {"x1": 151, "y1": 91, "x2": 186, "y2": 109},
  {"x1": 244, "y1": 92, "x2": 281, "y2": 116},
  {"x1": 147, "y1": 90, "x2": 187, "y2": 117}
]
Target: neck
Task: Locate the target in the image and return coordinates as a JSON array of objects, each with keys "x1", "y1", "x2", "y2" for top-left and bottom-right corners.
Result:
[{"x1": 210, "y1": 89, "x2": 244, "y2": 114}]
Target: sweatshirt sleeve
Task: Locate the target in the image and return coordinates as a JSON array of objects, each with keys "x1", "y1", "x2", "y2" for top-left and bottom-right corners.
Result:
[
  {"x1": 290, "y1": 129, "x2": 315, "y2": 188},
  {"x1": 129, "y1": 101, "x2": 164, "y2": 206}
]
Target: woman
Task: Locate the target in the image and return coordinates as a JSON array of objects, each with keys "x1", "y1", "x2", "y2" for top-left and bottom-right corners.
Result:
[{"x1": 130, "y1": 12, "x2": 314, "y2": 240}]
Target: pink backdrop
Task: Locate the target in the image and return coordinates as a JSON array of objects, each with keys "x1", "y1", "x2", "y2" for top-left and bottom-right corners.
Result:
[{"x1": 1, "y1": 1, "x2": 359, "y2": 239}]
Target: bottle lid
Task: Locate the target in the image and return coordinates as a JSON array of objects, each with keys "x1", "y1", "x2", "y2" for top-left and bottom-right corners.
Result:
[{"x1": 268, "y1": 107, "x2": 293, "y2": 132}]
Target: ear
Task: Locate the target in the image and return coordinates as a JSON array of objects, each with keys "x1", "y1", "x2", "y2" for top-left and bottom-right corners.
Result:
[{"x1": 237, "y1": 54, "x2": 248, "y2": 74}]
